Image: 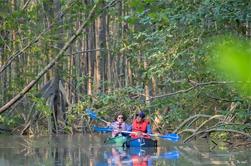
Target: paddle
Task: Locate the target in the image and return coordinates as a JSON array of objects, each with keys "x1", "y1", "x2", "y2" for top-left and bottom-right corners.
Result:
[
  {"x1": 149, "y1": 133, "x2": 180, "y2": 142},
  {"x1": 85, "y1": 108, "x2": 109, "y2": 124},
  {"x1": 93, "y1": 126, "x2": 181, "y2": 143},
  {"x1": 158, "y1": 150, "x2": 180, "y2": 160}
]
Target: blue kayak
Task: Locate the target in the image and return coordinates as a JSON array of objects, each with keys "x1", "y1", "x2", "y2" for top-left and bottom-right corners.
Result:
[{"x1": 105, "y1": 136, "x2": 157, "y2": 148}]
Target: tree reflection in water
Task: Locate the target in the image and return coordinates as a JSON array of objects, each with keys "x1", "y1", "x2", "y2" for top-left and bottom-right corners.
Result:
[{"x1": 2, "y1": 134, "x2": 251, "y2": 165}]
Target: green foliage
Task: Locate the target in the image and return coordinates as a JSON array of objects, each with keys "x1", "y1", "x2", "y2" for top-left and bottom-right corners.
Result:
[
  {"x1": 1, "y1": 0, "x2": 251, "y2": 136},
  {"x1": 0, "y1": 114, "x2": 21, "y2": 127},
  {"x1": 209, "y1": 36, "x2": 251, "y2": 96},
  {"x1": 166, "y1": 107, "x2": 188, "y2": 124},
  {"x1": 29, "y1": 94, "x2": 51, "y2": 117},
  {"x1": 235, "y1": 108, "x2": 250, "y2": 123},
  {"x1": 119, "y1": 0, "x2": 251, "y2": 136}
]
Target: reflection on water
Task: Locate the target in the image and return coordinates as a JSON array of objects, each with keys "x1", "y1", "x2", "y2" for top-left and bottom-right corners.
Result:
[
  {"x1": 100, "y1": 147, "x2": 180, "y2": 166},
  {"x1": 0, "y1": 134, "x2": 251, "y2": 165}
]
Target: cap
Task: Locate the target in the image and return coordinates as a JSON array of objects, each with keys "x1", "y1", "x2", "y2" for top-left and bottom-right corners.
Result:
[{"x1": 136, "y1": 111, "x2": 145, "y2": 118}]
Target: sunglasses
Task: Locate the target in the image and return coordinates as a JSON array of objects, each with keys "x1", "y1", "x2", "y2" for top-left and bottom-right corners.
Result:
[{"x1": 118, "y1": 116, "x2": 124, "y2": 119}]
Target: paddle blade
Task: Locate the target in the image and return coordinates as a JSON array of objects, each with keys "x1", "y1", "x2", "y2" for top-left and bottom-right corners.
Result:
[
  {"x1": 85, "y1": 108, "x2": 97, "y2": 120},
  {"x1": 160, "y1": 151, "x2": 180, "y2": 160},
  {"x1": 93, "y1": 126, "x2": 113, "y2": 132},
  {"x1": 159, "y1": 133, "x2": 181, "y2": 142}
]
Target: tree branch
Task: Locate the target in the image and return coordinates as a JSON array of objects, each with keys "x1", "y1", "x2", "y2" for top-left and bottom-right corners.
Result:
[{"x1": 148, "y1": 81, "x2": 244, "y2": 101}]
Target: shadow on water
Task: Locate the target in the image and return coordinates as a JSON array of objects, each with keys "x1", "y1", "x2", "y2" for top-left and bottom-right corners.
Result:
[{"x1": 0, "y1": 134, "x2": 251, "y2": 165}]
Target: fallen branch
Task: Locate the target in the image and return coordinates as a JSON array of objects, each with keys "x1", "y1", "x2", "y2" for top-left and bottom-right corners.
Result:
[
  {"x1": 232, "y1": 141, "x2": 251, "y2": 147},
  {"x1": 194, "y1": 115, "x2": 224, "y2": 133},
  {"x1": 183, "y1": 128, "x2": 251, "y2": 143},
  {"x1": 174, "y1": 114, "x2": 212, "y2": 133},
  {"x1": 177, "y1": 128, "x2": 196, "y2": 135}
]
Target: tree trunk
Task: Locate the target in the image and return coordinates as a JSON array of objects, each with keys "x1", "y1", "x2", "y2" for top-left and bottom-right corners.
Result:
[
  {"x1": 106, "y1": 15, "x2": 112, "y2": 93},
  {"x1": 152, "y1": 77, "x2": 156, "y2": 97},
  {"x1": 99, "y1": 1, "x2": 107, "y2": 93},
  {"x1": 143, "y1": 58, "x2": 150, "y2": 104},
  {"x1": 95, "y1": 17, "x2": 101, "y2": 94},
  {"x1": 0, "y1": 8, "x2": 6, "y2": 105}
]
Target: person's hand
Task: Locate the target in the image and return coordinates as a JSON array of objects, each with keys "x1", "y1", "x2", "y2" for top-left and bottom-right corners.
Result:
[
  {"x1": 136, "y1": 131, "x2": 142, "y2": 137},
  {"x1": 106, "y1": 122, "x2": 111, "y2": 126}
]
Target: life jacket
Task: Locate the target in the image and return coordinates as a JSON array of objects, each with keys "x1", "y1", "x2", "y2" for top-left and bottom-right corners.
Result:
[
  {"x1": 111, "y1": 122, "x2": 127, "y2": 137},
  {"x1": 131, "y1": 119, "x2": 150, "y2": 138}
]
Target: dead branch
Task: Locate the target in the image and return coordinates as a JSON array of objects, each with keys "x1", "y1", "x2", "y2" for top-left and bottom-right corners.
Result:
[
  {"x1": 178, "y1": 128, "x2": 196, "y2": 135},
  {"x1": 174, "y1": 114, "x2": 212, "y2": 133},
  {"x1": 147, "y1": 81, "x2": 251, "y2": 101},
  {"x1": 194, "y1": 115, "x2": 224, "y2": 133},
  {"x1": 183, "y1": 128, "x2": 251, "y2": 143}
]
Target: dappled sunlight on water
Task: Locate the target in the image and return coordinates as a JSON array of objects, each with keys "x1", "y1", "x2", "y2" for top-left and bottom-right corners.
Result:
[{"x1": 0, "y1": 134, "x2": 250, "y2": 165}]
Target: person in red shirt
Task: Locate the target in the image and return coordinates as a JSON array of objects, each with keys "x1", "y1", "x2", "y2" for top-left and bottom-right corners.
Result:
[{"x1": 130, "y1": 111, "x2": 152, "y2": 139}]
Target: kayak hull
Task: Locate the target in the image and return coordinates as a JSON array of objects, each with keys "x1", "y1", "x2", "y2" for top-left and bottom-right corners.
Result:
[
  {"x1": 105, "y1": 135, "x2": 127, "y2": 147},
  {"x1": 105, "y1": 136, "x2": 157, "y2": 148}
]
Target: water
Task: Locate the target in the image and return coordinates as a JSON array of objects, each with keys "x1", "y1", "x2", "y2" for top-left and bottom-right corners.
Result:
[{"x1": 0, "y1": 134, "x2": 250, "y2": 165}]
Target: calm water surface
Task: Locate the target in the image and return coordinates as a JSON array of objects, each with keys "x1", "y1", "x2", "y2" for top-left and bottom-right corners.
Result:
[{"x1": 0, "y1": 134, "x2": 250, "y2": 166}]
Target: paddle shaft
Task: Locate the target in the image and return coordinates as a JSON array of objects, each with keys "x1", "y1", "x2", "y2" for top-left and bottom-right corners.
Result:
[
  {"x1": 97, "y1": 117, "x2": 109, "y2": 124},
  {"x1": 112, "y1": 129, "x2": 154, "y2": 137},
  {"x1": 93, "y1": 126, "x2": 180, "y2": 142}
]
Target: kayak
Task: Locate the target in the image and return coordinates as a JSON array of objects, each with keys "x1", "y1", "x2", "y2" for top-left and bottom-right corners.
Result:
[
  {"x1": 125, "y1": 137, "x2": 157, "y2": 148},
  {"x1": 104, "y1": 135, "x2": 128, "y2": 147},
  {"x1": 105, "y1": 135, "x2": 157, "y2": 148}
]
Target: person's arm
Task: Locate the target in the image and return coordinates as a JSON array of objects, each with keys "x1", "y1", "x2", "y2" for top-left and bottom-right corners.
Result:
[
  {"x1": 147, "y1": 124, "x2": 152, "y2": 134},
  {"x1": 120, "y1": 124, "x2": 131, "y2": 137},
  {"x1": 107, "y1": 121, "x2": 114, "y2": 128},
  {"x1": 127, "y1": 124, "x2": 132, "y2": 131}
]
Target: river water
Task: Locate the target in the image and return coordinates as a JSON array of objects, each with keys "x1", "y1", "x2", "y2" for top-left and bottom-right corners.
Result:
[{"x1": 0, "y1": 134, "x2": 250, "y2": 166}]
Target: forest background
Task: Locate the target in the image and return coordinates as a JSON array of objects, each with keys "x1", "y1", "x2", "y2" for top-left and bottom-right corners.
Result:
[{"x1": 0, "y1": 0, "x2": 251, "y2": 143}]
